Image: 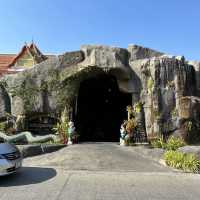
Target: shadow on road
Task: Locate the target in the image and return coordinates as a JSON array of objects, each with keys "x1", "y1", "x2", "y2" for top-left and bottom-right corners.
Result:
[{"x1": 0, "y1": 167, "x2": 57, "y2": 187}]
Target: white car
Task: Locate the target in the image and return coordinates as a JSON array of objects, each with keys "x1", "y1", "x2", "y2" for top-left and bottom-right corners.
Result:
[{"x1": 0, "y1": 138, "x2": 22, "y2": 176}]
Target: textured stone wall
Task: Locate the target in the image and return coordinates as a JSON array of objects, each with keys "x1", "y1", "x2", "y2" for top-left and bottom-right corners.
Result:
[
  {"x1": 129, "y1": 56, "x2": 196, "y2": 138},
  {"x1": 0, "y1": 85, "x2": 11, "y2": 119},
  {"x1": 189, "y1": 61, "x2": 200, "y2": 97},
  {"x1": 0, "y1": 44, "x2": 199, "y2": 142}
]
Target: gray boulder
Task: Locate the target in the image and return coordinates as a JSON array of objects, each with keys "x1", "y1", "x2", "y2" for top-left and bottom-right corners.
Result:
[{"x1": 178, "y1": 146, "x2": 200, "y2": 160}]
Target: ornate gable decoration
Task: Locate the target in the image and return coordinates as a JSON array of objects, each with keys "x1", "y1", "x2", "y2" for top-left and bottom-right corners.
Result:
[{"x1": 9, "y1": 43, "x2": 47, "y2": 70}]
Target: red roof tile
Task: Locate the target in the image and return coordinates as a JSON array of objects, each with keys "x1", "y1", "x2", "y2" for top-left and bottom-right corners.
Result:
[
  {"x1": 0, "y1": 54, "x2": 16, "y2": 67},
  {"x1": 0, "y1": 54, "x2": 16, "y2": 75},
  {"x1": 0, "y1": 43, "x2": 51, "y2": 76}
]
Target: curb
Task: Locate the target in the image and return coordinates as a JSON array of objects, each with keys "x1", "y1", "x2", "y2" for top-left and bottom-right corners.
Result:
[
  {"x1": 131, "y1": 147, "x2": 185, "y2": 173},
  {"x1": 159, "y1": 159, "x2": 166, "y2": 166},
  {"x1": 158, "y1": 159, "x2": 185, "y2": 173},
  {"x1": 17, "y1": 144, "x2": 67, "y2": 158}
]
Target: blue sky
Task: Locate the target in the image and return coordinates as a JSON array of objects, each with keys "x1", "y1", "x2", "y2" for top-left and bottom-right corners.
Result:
[{"x1": 0, "y1": 0, "x2": 199, "y2": 60}]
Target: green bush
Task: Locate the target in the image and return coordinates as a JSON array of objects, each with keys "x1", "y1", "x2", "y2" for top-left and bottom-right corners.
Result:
[
  {"x1": 165, "y1": 136, "x2": 185, "y2": 151},
  {"x1": 182, "y1": 153, "x2": 200, "y2": 173},
  {"x1": 164, "y1": 150, "x2": 184, "y2": 169},
  {"x1": 151, "y1": 136, "x2": 185, "y2": 150},
  {"x1": 164, "y1": 150, "x2": 200, "y2": 173},
  {"x1": 151, "y1": 137, "x2": 166, "y2": 149}
]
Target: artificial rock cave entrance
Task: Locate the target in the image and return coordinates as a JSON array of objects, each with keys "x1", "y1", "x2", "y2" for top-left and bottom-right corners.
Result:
[{"x1": 75, "y1": 74, "x2": 132, "y2": 142}]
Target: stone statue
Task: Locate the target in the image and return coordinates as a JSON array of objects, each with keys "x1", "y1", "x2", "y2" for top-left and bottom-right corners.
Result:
[
  {"x1": 120, "y1": 121, "x2": 127, "y2": 146},
  {"x1": 68, "y1": 121, "x2": 75, "y2": 145},
  {"x1": 15, "y1": 114, "x2": 25, "y2": 132}
]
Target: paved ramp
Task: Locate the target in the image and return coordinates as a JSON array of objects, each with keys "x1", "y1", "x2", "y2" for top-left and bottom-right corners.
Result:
[
  {"x1": 23, "y1": 142, "x2": 171, "y2": 172},
  {"x1": 2, "y1": 143, "x2": 200, "y2": 200}
]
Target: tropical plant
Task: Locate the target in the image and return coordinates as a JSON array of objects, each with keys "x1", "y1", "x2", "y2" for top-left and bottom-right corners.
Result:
[
  {"x1": 165, "y1": 136, "x2": 185, "y2": 151},
  {"x1": 126, "y1": 118, "x2": 137, "y2": 134},
  {"x1": 164, "y1": 150, "x2": 184, "y2": 169},
  {"x1": 182, "y1": 153, "x2": 200, "y2": 173},
  {"x1": 53, "y1": 107, "x2": 69, "y2": 144},
  {"x1": 151, "y1": 136, "x2": 185, "y2": 150},
  {"x1": 164, "y1": 150, "x2": 200, "y2": 173},
  {"x1": 150, "y1": 137, "x2": 166, "y2": 149}
]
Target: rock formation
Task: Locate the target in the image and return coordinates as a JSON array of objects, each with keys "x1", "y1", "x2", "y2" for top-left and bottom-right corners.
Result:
[{"x1": 0, "y1": 44, "x2": 199, "y2": 143}]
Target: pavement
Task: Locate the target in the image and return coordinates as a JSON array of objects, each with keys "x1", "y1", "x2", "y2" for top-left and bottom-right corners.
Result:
[{"x1": 0, "y1": 142, "x2": 200, "y2": 200}]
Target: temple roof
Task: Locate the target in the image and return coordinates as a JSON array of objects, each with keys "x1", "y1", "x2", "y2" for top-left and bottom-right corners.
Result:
[
  {"x1": 0, "y1": 54, "x2": 16, "y2": 75},
  {"x1": 0, "y1": 43, "x2": 48, "y2": 76},
  {"x1": 0, "y1": 54, "x2": 15, "y2": 67}
]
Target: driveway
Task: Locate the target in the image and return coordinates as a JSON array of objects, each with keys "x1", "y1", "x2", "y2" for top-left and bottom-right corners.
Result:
[{"x1": 1, "y1": 143, "x2": 200, "y2": 200}]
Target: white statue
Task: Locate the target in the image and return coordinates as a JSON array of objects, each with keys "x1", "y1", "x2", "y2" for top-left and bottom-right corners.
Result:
[
  {"x1": 120, "y1": 123, "x2": 126, "y2": 146},
  {"x1": 68, "y1": 121, "x2": 75, "y2": 145}
]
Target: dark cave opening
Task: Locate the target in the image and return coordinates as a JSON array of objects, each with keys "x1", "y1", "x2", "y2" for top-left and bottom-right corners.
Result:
[{"x1": 75, "y1": 74, "x2": 132, "y2": 142}]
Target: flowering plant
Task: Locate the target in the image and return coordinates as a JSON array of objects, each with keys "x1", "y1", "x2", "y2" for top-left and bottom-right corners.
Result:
[{"x1": 126, "y1": 118, "x2": 137, "y2": 136}]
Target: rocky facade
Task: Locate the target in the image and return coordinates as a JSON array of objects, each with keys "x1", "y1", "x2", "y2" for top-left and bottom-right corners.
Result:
[{"x1": 0, "y1": 45, "x2": 199, "y2": 143}]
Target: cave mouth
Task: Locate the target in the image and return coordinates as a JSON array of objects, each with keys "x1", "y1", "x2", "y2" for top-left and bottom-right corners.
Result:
[{"x1": 75, "y1": 74, "x2": 132, "y2": 142}]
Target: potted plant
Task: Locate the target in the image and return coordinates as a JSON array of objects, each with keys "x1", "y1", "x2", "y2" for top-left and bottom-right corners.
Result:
[{"x1": 125, "y1": 118, "x2": 137, "y2": 145}]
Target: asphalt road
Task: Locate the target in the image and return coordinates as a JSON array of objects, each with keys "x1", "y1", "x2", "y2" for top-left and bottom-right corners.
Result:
[{"x1": 0, "y1": 143, "x2": 200, "y2": 200}]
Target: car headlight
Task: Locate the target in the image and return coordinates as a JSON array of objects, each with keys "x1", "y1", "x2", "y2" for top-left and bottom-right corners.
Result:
[{"x1": 0, "y1": 154, "x2": 5, "y2": 159}]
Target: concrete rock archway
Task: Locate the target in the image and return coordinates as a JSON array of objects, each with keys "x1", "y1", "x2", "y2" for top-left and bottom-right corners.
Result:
[{"x1": 75, "y1": 73, "x2": 132, "y2": 142}]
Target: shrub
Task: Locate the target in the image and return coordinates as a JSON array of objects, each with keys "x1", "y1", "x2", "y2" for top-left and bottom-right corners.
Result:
[
  {"x1": 164, "y1": 150, "x2": 200, "y2": 173},
  {"x1": 150, "y1": 137, "x2": 166, "y2": 149},
  {"x1": 165, "y1": 136, "x2": 185, "y2": 151},
  {"x1": 164, "y1": 150, "x2": 184, "y2": 169},
  {"x1": 182, "y1": 153, "x2": 200, "y2": 173},
  {"x1": 151, "y1": 136, "x2": 185, "y2": 150}
]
